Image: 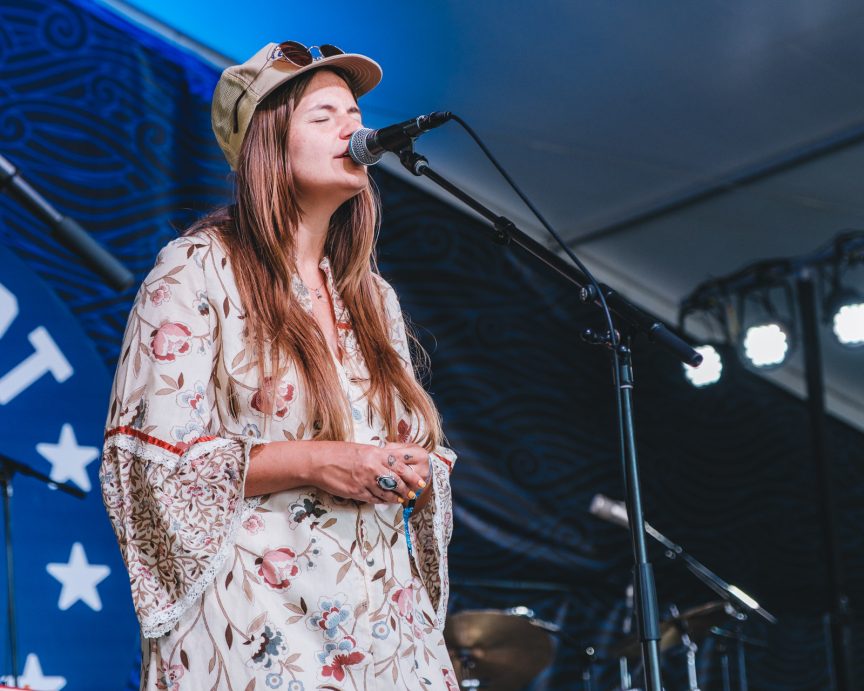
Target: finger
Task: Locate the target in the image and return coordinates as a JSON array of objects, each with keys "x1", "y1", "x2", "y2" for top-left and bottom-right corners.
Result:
[
  {"x1": 390, "y1": 459, "x2": 425, "y2": 498},
  {"x1": 370, "y1": 474, "x2": 404, "y2": 504},
  {"x1": 383, "y1": 471, "x2": 413, "y2": 501},
  {"x1": 399, "y1": 448, "x2": 430, "y2": 482},
  {"x1": 369, "y1": 487, "x2": 396, "y2": 504},
  {"x1": 364, "y1": 490, "x2": 389, "y2": 504},
  {"x1": 397, "y1": 445, "x2": 426, "y2": 465},
  {"x1": 381, "y1": 453, "x2": 413, "y2": 496},
  {"x1": 383, "y1": 442, "x2": 421, "y2": 457}
]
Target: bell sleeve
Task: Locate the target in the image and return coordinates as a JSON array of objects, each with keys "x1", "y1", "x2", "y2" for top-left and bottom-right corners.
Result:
[
  {"x1": 375, "y1": 274, "x2": 457, "y2": 629},
  {"x1": 99, "y1": 236, "x2": 266, "y2": 639}
]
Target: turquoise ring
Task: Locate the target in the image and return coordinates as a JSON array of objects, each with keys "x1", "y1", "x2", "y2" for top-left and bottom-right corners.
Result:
[{"x1": 376, "y1": 474, "x2": 398, "y2": 491}]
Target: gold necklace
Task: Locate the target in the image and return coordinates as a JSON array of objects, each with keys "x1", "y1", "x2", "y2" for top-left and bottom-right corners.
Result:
[{"x1": 305, "y1": 282, "x2": 326, "y2": 301}]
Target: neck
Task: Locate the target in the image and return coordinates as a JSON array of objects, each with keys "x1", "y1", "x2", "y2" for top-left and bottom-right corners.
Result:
[{"x1": 295, "y1": 202, "x2": 336, "y2": 274}]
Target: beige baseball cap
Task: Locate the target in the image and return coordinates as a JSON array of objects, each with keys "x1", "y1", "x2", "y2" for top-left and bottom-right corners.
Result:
[{"x1": 212, "y1": 42, "x2": 383, "y2": 170}]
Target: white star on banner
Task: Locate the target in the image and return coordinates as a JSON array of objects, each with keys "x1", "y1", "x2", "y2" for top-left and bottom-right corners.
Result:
[
  {"x1": 0, "y1": 652, "x2": 67, "y2": 690},
  {"x1": 46, "y1": 542, "x2": 110, "y2": 611},
  {"x1": 36, "y1": 423, "x2": 99, "y2": 492}
]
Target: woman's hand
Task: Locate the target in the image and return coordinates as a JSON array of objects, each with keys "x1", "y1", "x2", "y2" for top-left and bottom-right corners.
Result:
[{"x1": 245, "y1": 439, "x2": 432, "y2": 504}]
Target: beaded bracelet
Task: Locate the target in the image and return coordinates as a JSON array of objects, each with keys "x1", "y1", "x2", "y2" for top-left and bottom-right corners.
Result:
[{"x1": 402, "y1": 490, "x2": 420, "y2": 555}]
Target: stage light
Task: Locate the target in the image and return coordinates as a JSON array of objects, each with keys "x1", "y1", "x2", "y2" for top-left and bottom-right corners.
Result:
[
  {"x1": 741, "y1": 322, "x2": 791, "y2": 368},
  {"x1": 683, "y1": 345, "x2": 722, "y2": 387},
  {"x1": 826, "y1": 289, "x2": 864, "y2": 347},
  {"x1": 680, "y1": 232, "x2": 864, "y2": 374},
  {"x1": 832, "y1": 303, "x2": 864, "y2": 346},
  {"x1": 736, "y1": 281, "x2": 796, "y2": 370}
]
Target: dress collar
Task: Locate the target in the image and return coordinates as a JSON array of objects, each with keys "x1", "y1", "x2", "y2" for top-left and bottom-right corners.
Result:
[
  {"x1": 289, "y1": 256, "x2": 364, "y2": 374},
  {"x1": 290, "y1": 256, "x2": 346, "y2": 320}
]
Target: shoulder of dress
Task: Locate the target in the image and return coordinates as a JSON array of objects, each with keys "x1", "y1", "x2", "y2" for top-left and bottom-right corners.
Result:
[
  {"x1": 157, "y1": 229, "x2": 226, "y2": 259},
  {"x1": 150, "y1": 230, "x2": 231, "y2": 285},
  {"x1": 370, "y1": 271, "x2": 397, "y2": 300},
  {"x1": 370, "y1": 273, "x2": 403, "y2": 318}
]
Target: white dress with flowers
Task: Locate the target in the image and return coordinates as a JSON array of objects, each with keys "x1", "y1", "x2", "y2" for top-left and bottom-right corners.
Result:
[{"x1": 100, "y1": 231, "x2": 459, "y2": 691}]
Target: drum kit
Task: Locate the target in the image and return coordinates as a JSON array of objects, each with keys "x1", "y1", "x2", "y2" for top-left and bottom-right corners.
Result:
[{"x1": 444, "y1": 601, "x2": 764, "y2": 690}]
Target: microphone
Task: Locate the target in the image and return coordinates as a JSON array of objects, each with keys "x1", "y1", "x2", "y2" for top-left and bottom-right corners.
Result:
[
  {"x1": 348, "y1": 111, "x2": 452, "y2": 165},
  {"x1": 590, "y1": 494, "x2": 666, "y2": 557},
  {"x1": 589, "y1": 494, "x2": 631, "y2": 528}
]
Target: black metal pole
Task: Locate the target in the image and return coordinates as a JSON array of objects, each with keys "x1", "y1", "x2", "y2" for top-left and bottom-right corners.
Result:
[
  {"x1": 0, "y1": 453, "x2": 83, "y2": 684},
  {"x1": 1, "y1": 466, "x2": 19, "y2": 687},
  {"x1": 736, "y1": 630, "x2": 748, "y2": 691},
  {"x1": 614, "y1": 343, "x2": 663, "y2": 691},
  {"x1": 796, "y1": 270, "x2": 854, "y2": 691}
]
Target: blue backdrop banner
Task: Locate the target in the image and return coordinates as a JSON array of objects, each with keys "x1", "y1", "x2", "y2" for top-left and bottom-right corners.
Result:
[{"x1": 0, "y1": 242, "x2": 137, "y2": 688}]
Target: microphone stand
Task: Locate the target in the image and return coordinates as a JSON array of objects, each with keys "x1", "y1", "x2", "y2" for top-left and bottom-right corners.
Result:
[
  {"x1": 393, "y1": 144, "x2": 701, "y2": 691},
  {"x1": 0, "y1": 153, "x2": 133, "y2": 291},
  {"x1": 592, "y1": 493, "x2": 775, "y2": 690},
  {"x1": 645, "y1": 520, "x2": 776, "y2": 626},
  {"x1": 0, "y1": 453, "x2": 85, "y2": 685}
]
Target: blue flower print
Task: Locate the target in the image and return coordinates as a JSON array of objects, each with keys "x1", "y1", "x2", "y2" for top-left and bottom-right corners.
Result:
[
  {"x1": 176, "y1": 380, "x2": 207, "y2": 418},
  {"x1": 307, "y1": 594, "x2": 352, "y2": 640},
  {"x1": 371, "y1": 621, "x2": 390, "y2": 640}
]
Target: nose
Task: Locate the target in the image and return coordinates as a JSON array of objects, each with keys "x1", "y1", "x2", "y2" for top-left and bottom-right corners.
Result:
[{"x1": 339, "y1": 116, "x2": 361, "y2": 140}]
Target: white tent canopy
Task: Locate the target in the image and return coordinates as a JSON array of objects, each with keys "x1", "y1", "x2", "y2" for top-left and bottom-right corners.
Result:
[{"x1": 107, "y1": 0, "x2": 864, "y2": 430}]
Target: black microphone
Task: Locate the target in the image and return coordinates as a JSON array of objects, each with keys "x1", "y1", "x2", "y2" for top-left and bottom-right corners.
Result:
[
  {"x1": 0, "y1": 154, "x2": 134, "y2": 291},
  {"x1": 348, "y1": 111, "x2": 452, "y2": 165}
]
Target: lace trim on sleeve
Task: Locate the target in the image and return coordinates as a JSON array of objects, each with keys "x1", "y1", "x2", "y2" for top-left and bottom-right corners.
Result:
[
  {"x1": 409, "y1": 453, "x2": 453, "y2": 630},
  {"x1": 101, "y1": 432, "x2": 267, "y2": 638}
]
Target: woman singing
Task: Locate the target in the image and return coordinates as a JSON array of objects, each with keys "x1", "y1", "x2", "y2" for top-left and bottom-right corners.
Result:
[{"x1": 100, "y1": 41, "x2": 458, "y2": 690}]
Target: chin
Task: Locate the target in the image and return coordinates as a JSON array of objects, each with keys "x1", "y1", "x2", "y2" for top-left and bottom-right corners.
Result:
[{"x1": 331, "y1": 184, "x2": 367, "y2": 208}]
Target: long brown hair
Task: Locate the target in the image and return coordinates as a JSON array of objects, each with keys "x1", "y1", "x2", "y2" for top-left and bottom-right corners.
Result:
[{"x1": 188, "y1": 68, "x2": 443, "y2": 448}]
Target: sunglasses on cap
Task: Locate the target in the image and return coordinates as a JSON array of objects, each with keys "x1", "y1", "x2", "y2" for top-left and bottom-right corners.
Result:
[
  {"x1": 274, "y1": 41, "x2": 344, "y2": 66},
  {"x1": 232, "y1": 41, "x2": 346, "y2": 133}
]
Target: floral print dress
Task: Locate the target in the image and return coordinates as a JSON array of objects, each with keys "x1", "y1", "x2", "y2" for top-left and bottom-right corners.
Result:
[{"x1": 100, "y1": 231, "x2": 459, "y2": 691}]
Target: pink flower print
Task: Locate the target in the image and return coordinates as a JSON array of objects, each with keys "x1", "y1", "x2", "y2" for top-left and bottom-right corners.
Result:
[
  {"x1": 150, "y1": 322, "x2": 192, "y2": 362},
  {"x1": 243, "y1": 514, "x2": 264, "y2": 534},
  {"x1": 391, "y1": 582, "x2": 416, "y2": 623},
  {"x1": 317, "y1": 636, "x2": 365, "y2": 682},
  {"x1": 151, "y1": 282, "x2": 172, "y2": 306},
  {"x1": 250, "y1": 377, "x2": 295, "y2": 418},
  {"x1": 442, "y1": 667, "x2": 459, "y2": 691},
  {"x1": 156, "y1": 659, "x2": 184, "y2": 689},
  {"x1": 258, "y1": 548, "x2": 300, "y2": 590}
]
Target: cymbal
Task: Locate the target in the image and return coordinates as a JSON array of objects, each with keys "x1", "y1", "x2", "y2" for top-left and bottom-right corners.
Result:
[
  {"x1": 609, "y1": 601, "x2": 736, "y2": 660},
  {"x1": 445, "y1": 609, "x2": 555, "y2": 691}
]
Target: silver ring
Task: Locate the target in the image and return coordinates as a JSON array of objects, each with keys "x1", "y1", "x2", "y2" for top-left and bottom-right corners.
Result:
[{"x1": 376, "y1": 474, "x2": 398, "y2": 491}]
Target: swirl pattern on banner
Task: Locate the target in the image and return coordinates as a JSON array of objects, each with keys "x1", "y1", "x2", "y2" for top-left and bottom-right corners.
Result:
[{"x1": 0, "y1": 0, "x2": 229, "y2": 367}]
